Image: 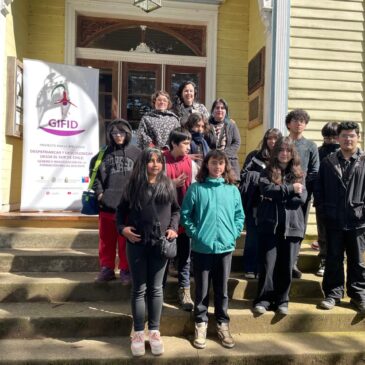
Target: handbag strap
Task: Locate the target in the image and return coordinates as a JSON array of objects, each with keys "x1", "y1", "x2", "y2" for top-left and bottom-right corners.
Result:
[
  {"x1": 150, "y1": 197, "x2": 164, "y2": 237},
  {"x1": 87, "y1": 146, "x2": 107, "y2": 190}
]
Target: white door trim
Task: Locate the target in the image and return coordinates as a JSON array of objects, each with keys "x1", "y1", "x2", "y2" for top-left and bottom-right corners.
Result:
[{"x1": 65, "y1": 0, "x2": 219, "y2": 106}]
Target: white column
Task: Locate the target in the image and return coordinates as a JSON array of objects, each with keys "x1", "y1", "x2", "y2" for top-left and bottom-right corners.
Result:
[
  {"x1": 258, "y1": 0, "x2": 290, "y2": 133},
  {"x1": 0, "y1": 0, "x2": 11, "y2": 211},
  {"x1": 258, "y1": 0, "x2": 272, "y2": 131},
  {"x1": 270, "y1": 0, "x2": 290, "y2": 132}
]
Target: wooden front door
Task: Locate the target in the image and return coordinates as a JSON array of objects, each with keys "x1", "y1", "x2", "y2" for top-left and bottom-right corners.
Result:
[{"x1": 121, "y1": 62, "x2": 162, "y2": 130}]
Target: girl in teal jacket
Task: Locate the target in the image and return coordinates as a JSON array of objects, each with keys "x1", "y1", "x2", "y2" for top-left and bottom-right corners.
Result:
[{"x1": 181, "y1": 150, "x2": 244, "y2": 350}]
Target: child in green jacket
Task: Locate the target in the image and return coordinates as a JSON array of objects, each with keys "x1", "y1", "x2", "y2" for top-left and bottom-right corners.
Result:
[{"x1": 181, "y1": 150, "x2": 244, "y2": 350}]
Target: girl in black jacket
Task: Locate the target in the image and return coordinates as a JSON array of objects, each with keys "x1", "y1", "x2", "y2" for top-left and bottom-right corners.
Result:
[
  {"x1": 239, "y1": 128, "x2": 282, "y2": 279},
  {"x1": 117, "y1": 148, "x2": 179, "y2": 357},
  {"x1": 253, "y1": 137, "x2": 307, "y2": 315}
]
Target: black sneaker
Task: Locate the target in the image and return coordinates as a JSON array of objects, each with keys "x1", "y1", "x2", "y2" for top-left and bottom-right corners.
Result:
[
  {"x1": 292, "y1": 265, "x2": 302, "y2": 279},
  {"x1": 350, "y1": 299, "x2": 365, "y2": 314},
  {"x1": 319, "y1": 297, "x2": 340, "y2": 310},
  {"x1": 95, "y1": 266, "x2": 116, "y2": 282}
]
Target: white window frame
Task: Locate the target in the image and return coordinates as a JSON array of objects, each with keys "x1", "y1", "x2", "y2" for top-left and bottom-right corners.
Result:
[{"x1": 65, "y1": 0, "x2": 219, "y2": 106}]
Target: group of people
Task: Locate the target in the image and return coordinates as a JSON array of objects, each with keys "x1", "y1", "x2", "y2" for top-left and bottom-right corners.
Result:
[{"x1": 89, "y1": 80, "x2": 365, "y2": 357}]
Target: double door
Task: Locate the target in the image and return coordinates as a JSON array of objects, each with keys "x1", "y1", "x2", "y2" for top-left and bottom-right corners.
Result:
[{"x1": 77, "y1": 59, "x2": 206, "y2": 145}]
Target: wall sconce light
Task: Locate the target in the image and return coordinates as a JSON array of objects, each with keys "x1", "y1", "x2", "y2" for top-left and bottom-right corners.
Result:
[{"x1": 133, "y1": 0, "x2": 162, "y2": 13}]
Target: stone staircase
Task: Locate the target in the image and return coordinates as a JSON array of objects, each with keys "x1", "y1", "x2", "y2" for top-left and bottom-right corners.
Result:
[{"x1": 0, "y1": 216, "x2": 364, "y2": 364}]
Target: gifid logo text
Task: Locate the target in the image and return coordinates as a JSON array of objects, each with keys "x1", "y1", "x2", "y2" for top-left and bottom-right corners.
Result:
[{"x1": 40, "y1": 83, "x2": 85, "y2": 137}]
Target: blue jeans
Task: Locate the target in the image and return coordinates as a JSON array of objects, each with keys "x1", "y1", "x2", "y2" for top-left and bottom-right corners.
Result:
[{"x1": 127, "y1": 241, "x2": 168, "y2": 331}]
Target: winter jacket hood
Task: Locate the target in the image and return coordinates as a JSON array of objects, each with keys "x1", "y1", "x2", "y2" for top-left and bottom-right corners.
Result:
[
  {"x1": 106, "y1": 119, "x2": 133, "y2": 147},
  {"x1": 90, "y1": 126, "x2": 141, "y2": 212}
]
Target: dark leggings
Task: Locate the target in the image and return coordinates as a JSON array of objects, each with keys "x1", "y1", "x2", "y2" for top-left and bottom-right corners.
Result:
[{"x1": 127, "y1": 241, "x2": 168, "y2": 331}]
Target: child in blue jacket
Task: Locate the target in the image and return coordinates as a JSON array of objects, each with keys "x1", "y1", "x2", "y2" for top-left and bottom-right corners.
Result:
[{"x1": 181, "y1": 150, "x2": 244, "y2": 350}]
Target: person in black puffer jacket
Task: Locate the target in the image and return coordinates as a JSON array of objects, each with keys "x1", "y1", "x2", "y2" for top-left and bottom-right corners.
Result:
[
  {"x1": 314, "y1": 121, "x2": 365, "y2": 313},
  {"x1": 253, "y1": 137, "x2": 307, "y2": 315},
  {"x1": 239, "y1": 128, "x2": 282, "y2": 279},
  {"x1": 90, "y1": 119, "x2": 141, "y2": 283}
]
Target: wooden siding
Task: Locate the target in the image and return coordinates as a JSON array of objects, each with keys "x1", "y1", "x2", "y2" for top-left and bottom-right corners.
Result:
[
  {"x1": 245, "y1": 0, "x2": 266, "y2": 156},
  {"x1": 27, "y1": 0, "x2": 65, "y2": 63},
  {"x1": 217, "y1": 0, "x2": 249, "y2": 162},
  {"x1": 289, "y1": 0, "x2": 364, "y2": 144},
  {"x1": 2, "y1": 0, "x2": 29, "y2": 210},
  {"x1": 289, "y1": 0, "x2": 364, "y2": 235},
  {"x1": 2, "y1": 0, "x2": 65, "y2": 211}
]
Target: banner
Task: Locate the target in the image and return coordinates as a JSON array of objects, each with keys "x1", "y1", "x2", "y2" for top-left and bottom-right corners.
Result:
[{"x1": 21, "y1": 59, "x2": 99, "y2": 211}]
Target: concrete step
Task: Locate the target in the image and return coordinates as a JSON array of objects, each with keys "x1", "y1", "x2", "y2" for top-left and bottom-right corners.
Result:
[
  {"x1": 0, "y1": 249, "x2": 99, "y2": 272},
  {"x1": 0, "y1": 212, "x2": 98, "y2": 229},
  {"x1": 0, "y1": 272, "x2": 324, "y2": 303},
  {"x1": 0, "y1": 298, "x2": 364, "y2": 339},
  {"x1": 0, "y1": 227, "x2": 317, "y2": 253},
  {"x1": 0, "y1": 332, "x2": 365, "y2": 365},
  {"x1": 1, "y1": 330, "x2": 365, "y2": 364},
  {"x1": 0, "y1": 227, "x2": 99, "y2": 249},
  {"x1": 0, "y1": 248, "x2": 321, "y2": 273},
  {"x1": 232, "y1": 247, "x2": 319, "y2": 273}
]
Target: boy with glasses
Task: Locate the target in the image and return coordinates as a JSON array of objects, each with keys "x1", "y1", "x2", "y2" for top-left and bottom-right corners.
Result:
[{"x1": 314, "y1": 121, "x2": 365, "y2": 313}]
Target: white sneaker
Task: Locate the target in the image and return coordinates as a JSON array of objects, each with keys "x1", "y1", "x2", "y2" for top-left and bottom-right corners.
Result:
[
  {"x1": 194, "y1": 322, "x2": 207, "y2": 349},
  {"x1": 148, "y1": 330, "x2": 164, "y2": 355},
  {"x1": 130, "y1": 331, "x2": 145, "y2": 357},
  {"x1": 244, "y1": 272, "x2": 256, "y2": 279}
]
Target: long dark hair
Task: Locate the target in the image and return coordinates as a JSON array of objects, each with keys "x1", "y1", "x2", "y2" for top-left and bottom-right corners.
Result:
[
  {"x1": 258, "y1": 128, "x2": 282, "y2": 161},
  {"x1": 196, "y1": 150, "x2": 236, "y2": 184},
  {"x1": 123, "y1": 148, "x2": 175, "y2": 210},
  {"x1": 267, "y1": 137, "x2": 303, "y2": 185},
  {"x1": 209, "y1": 98, "x2": 230, "y2": 124}
]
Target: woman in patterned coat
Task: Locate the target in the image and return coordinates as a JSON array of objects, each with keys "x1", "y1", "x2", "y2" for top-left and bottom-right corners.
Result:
[{"x1": 137, "y1": 91, "x2": 180, "y2": 150}]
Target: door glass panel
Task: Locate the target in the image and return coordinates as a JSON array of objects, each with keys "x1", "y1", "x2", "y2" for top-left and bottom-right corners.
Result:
[
  {"x1": 98, "y1": 70, "x2": 113, "y2": 145},
  {"x1": 170, "y1": 73, "x2": 200, "y2": 100},
  {"x1": 85, "y1": 26, "x2": 196, "y2": 56},
  {"x1": 127, "y1": 70, "x2": 156, "y2": 130}
]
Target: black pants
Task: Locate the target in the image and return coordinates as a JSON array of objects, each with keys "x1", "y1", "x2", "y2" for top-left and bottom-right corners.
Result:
[
  {"x1": 255, "y1": 232, "x2": 301, "y2": 308},
  {"x1": 322, "y1": 228, "x2": 365, "y2": 302},
  {"x1": 177, "y1": 232, "x2": 191, "y2": 288},
  {"x1": 315, "y1": 209, "x2": 327, "y2": 259},
  {"x1": 193, "y1": 251, "x2": 232, "y2": 324}
]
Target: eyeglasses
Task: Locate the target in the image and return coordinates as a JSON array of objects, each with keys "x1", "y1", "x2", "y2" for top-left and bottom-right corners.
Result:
[
  {"x1": 339, "y1": 133, "x2": 357, "y2": 139},
  {"x1": 111, "y1": 131, "x2": 126, "y2": 136}
]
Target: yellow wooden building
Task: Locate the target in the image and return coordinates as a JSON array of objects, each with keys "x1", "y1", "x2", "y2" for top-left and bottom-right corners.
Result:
[{"x1": 1, "y1": 0, "x2": 364, "y2": 236}]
